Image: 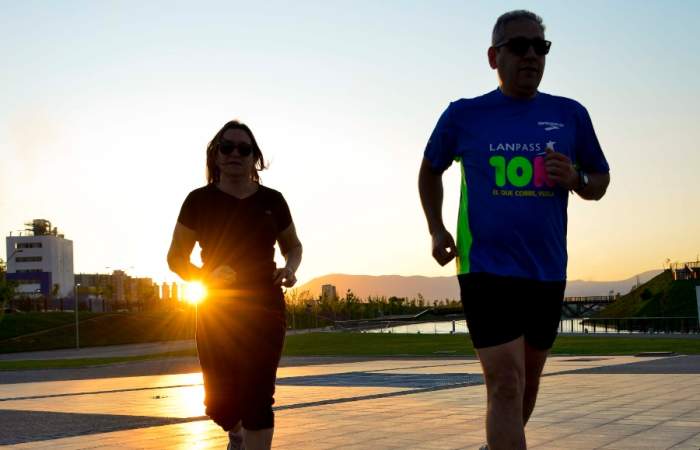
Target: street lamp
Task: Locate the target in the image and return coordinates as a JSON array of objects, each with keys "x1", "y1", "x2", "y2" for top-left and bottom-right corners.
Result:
[{"x1": 74, "y1": 282, "x2": 81, "y2": 350}]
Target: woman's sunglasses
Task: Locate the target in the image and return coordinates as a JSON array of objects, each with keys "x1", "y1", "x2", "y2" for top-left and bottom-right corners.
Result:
[
  {"x1": 495, "y1": 37, "x2": 551, "y2": 56},
  {"x1": 219, "y1": 140, "x2": 254, "y2": 157}
]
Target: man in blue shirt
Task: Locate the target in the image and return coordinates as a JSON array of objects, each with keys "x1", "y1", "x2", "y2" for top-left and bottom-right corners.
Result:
[{"x1": 419, "y1": 10, "x2": 610, "y2": 449}]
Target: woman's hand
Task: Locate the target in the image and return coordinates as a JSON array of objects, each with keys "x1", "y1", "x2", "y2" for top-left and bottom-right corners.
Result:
[
  {"x1": 272, "y1": 267, "x2": 297, "y2": 288},
  {"x1": 208, "y1": 265, "x2": 237, "y2": 286}
]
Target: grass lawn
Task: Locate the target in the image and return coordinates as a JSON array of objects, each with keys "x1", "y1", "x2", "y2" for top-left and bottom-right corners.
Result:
[
  {"x1": 1, "y1": 332, "x2": 698, "y2": 371},
  {"x1": 282, "y1": 333, "x2": 700, "y2": 356},
  {"x1": 0, "y1": 311, "x2": 196, "y2": 353},
  {"x1": 0, "y1": 312, "x2": 101, "y2": 341}
]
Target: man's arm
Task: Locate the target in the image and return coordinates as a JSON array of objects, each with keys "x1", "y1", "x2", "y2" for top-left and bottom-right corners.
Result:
[
  {"x1": 544, "y1": 149, "x2": 610, "y2": 200},
  {"x1": 574, "y1": 172, "x2": 610, "y2": 201},
  {"x1": 418, "y1": 158, "x2": 457, "y2": 266}
]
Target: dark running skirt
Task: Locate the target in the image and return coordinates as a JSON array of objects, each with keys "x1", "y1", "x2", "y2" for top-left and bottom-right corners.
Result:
[{"x1": 196, "y1": 289, "x2": 286, "y2": 431}]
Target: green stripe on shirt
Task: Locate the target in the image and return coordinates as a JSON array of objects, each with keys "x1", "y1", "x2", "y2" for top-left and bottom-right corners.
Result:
[{"x1": 456, "y1": 160, "x2": 473, "y2": 275}]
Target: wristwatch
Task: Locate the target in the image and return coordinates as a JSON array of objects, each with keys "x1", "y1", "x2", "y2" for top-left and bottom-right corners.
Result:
[{"x1": 577, "y1": 170, "x2": 589, "y2": 191}]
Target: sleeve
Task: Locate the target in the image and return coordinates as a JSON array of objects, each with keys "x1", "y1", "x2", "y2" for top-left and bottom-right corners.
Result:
[
  {"x1": 273, "y1": 192, "x2": 293, "y2": 234},
  {"x1": 574, "y1": 105, "x2": 610, "y2": 173},
  {"x1": 423, "y1": 103, "x2": 458, "y2": 173},
  {"x1": 177, "y1": 191, "x2": 199, "y2": 231}
]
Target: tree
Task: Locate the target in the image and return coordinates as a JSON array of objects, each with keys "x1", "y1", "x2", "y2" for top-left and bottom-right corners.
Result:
[
  {"x1": 0, "y1": 278, "x2": 18, "y2": 315},
  {"x1": 284, "y1": 288, "x2": 313, "y2": 329}
]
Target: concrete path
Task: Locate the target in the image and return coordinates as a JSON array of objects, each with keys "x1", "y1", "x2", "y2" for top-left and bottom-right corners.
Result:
[
  {"x1": 1, "y1": 354, "x2": 699, "y2": 449},
  {"x1": 0, "y1": 340, "x2": 196, "y2": 362},
  {"x1": 0, "y1": 328, "x2": 332, "y2": 362}
]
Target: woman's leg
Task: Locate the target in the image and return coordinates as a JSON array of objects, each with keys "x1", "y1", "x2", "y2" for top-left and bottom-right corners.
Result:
[
  {"x1": 241, "y1": 302, "x2": 285, "y2": 450},
  {"x1": 197, "y1": 300, "x2": 244, "y2": 431},
  {"x1": 242, "y1": 428, "x2": 274, "y2": 450}
]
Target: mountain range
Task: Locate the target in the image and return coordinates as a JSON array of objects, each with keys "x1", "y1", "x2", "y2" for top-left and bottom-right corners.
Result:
[{"x1": 294, "y1": 270, "x2": 663, "y2": 300}]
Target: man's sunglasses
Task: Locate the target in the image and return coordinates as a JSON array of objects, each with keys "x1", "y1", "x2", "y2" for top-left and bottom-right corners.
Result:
[
  {"x1": 219, "y1": 140, "x2": 254, "y2": 157},
  {"x1": 495, "y1": 37, "x2": 551, "y2": 56}
]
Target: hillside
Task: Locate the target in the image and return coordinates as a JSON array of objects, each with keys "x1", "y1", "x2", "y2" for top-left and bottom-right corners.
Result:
[
  {"x1": 595, "y1": 270, "x2": 698, "y2": 318},
  {"x1": 295, "y1": 270, "x2": 663, "y2": 301}
]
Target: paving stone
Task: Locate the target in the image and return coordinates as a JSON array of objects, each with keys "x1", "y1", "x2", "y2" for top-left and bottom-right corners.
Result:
[{"x1": 2, "y1": 354, "x2": 699, "y2": 449}]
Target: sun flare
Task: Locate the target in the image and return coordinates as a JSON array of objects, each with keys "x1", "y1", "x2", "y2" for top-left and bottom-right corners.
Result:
[{"x1": 184, "y1": 282, "x2": 207, "y2": 305}]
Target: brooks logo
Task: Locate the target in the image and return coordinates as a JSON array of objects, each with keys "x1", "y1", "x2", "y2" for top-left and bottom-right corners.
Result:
[{"x1": 538, "y1": 121, "x2": 564, "y2": 131}]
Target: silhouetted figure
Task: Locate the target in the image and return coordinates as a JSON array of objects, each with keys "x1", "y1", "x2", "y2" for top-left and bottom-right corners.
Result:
[{"x1": 168, "y1": 121, "x2": 302, "y2": 450}]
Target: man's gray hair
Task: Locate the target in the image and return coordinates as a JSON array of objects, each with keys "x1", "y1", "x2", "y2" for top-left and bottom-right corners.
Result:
[{"x1": 492, "y1": 10, "x2": 545, "y2": 46}]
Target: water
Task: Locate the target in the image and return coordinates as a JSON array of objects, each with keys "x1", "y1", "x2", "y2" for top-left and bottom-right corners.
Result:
[{"x1": 363, "y1": 319, "x2": 634, "y2": 335}]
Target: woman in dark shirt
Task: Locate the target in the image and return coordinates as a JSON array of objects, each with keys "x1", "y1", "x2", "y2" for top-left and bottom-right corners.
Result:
[{"x1": 167, "y1": 120, "x2": 302, "y2": 450}]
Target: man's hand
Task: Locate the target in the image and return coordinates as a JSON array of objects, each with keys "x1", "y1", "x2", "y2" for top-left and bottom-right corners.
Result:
[
  {"x1": 273, "y1": 267, "x2": 297, "y2": 288},
  {"x1": 431, "y1": 228, "x2": 457, "y2": 266},
  {"x1": 544, "y1": 148, "x2": 579, "y2": 190}
]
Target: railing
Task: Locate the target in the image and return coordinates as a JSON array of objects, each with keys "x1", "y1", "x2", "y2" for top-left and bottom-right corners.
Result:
[
  {"x1": 579, "y1": 316, "x2": 699, "y2": 334},
  {"x1": 564, "y1": 295, "x2": 616, "y2": 303},
  {"x1": 670, "y1": 262, "x2": 700, "y2": 281},
  {"x1": 333, "y1": 309, "x2": 436, "y2": 330}
]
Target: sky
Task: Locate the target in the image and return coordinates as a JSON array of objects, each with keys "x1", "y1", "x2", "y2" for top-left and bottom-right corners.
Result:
[{"x1": 2, "y1": 0, "x2": 699, "y2": 286}]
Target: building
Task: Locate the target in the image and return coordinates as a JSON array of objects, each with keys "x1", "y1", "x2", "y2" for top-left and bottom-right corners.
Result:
[
  {"x1": 162, "y1": 282, "x2": 171, "y2": 301},
  {"x1": 112, "y1": 270, "x2": 127, "y2": 304},
  {"x1": 76, "y1": 271, "x2": 160, "y2": 311},
  {"x1": 74, "y1": 273, "x2": 113, "y2": 290},
  {"x1": 671, "y1": 261, "x2": 700, "y2": 281},
  {"x1": 321, "y1": 284, "x2": 337, "y2": 301},
  {"x1": 5, "y1": 219, "x2": 74, "y2": 298}
]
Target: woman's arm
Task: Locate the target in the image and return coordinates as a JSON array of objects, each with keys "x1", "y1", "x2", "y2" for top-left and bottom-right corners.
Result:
[
  {"x1": 273, "y1": 222, "x2": 303, "y2": 287},
  {"x1": 167, "y1": 222, "x2": 202, "y2": 282}
]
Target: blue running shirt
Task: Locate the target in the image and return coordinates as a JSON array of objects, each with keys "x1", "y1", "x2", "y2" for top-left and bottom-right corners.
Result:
[{"x1": 424, "y1": 89, "x2": 610, "y2": 281}]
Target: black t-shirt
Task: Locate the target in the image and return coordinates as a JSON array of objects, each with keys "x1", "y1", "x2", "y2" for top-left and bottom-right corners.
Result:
[{"x1": 177, "y1": 184, "x2": 292, "y2": 288}]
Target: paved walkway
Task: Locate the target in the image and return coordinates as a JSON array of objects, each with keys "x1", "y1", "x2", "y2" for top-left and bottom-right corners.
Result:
[
  {"x1": 0, "y1": 328, "x2": 330, "y2": 361},
  {"x1": 0, "y1": 340, "x2": 196, "y2": 362},
  {"x1": 1, "y1": 352, "x2": 699, "y2": 449}
]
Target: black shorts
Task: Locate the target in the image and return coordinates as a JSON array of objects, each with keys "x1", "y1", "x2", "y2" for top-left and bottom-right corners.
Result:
[
  {"x1": 196, "y1": 293, "x2": 286, "y2": 431},
  {"x1": 458, "y1": 272, "x2": 565, "y2": 350}
]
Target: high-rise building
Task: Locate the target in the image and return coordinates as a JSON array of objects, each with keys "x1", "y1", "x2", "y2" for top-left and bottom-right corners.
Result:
[
  {"x1": 321, "y1": 284, "x2": 337, "y2": 301},
  {"x1": 162, "y1": 282, "x2": 171, "y2": 301},
  {"x1": 171, "y1": 282, "x2": 179, "y2": 302},
  {"x1": 5, "y1": 219, "x2": 74, "y2": 298},
  {"x1": 112, "y1": 270, "x2": 127, "y2": 303}
]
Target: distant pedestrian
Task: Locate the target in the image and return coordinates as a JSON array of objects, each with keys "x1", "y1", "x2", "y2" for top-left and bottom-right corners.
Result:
[
  {"x1": 418, "y1": 10, "x2": 610, "y2": 449},
  {"x1": 168, "y1": 120, "x2": 302, "y2": 450}
]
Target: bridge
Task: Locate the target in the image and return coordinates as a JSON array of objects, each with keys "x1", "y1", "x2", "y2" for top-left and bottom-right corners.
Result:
[
  {"x1": 333, "y1": 295, "x2": 619, "y2": 329},
  {"x1": 562, "y1": 295, "x2": 616, "y2": 318}
]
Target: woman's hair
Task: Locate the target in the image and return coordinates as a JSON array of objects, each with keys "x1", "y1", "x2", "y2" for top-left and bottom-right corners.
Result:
[{"x1": 206, "y1": 120, "x2": 267, "y2": 184}]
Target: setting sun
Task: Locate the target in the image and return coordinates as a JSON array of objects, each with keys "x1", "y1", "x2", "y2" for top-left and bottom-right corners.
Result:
[{"x1": 184, "y1": 282, "x2": 207, "y2": 305}]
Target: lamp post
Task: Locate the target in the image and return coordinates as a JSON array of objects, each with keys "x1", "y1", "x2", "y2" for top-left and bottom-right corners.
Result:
[{"x1": 74, "y1": 282, "x2": 81, "y2": 350}]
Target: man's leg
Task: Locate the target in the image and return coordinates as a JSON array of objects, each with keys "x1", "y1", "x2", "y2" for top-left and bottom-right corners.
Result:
[
  {"x1": 523, "y1": 341, "x2": 549, "y2": 425},
  {"x1": 521, "y1": 278, "x2": 564, "y2": 426},
  {"x1": 476, "y1": 336, "x2": 527, "y2": 450}
]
